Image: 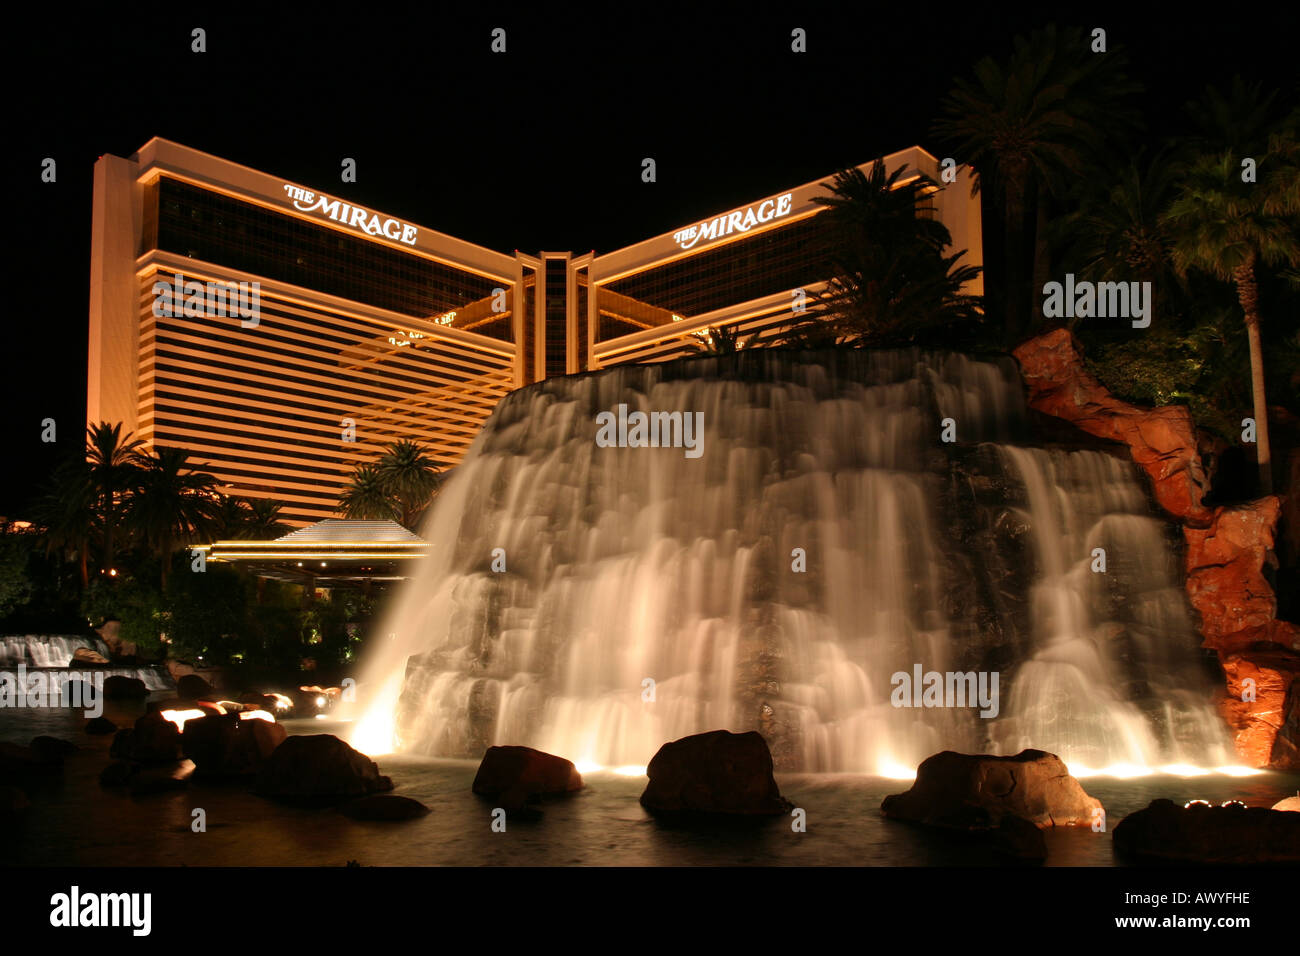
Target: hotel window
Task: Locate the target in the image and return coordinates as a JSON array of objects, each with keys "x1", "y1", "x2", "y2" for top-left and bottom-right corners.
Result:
[
  {"x1": 597, "y1": 213, "x2": 838, "y2": 341},
  {"x1": 154, "y1": 178, "x2": 514, "y2": 342}
]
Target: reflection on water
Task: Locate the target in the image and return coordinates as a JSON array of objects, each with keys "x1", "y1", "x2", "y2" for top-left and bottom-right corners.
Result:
[{"x1": 3, "y1": 705, "x2": 1295, "y2": 867}]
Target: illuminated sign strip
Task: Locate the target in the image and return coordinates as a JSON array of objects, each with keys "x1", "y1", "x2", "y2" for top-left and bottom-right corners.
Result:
[
  {"x1": 672, "y1": 193, "x2": 794, "y2": 250},
  {"x1": 282, "y1": 184, "x2": 419, "y2": 246}
]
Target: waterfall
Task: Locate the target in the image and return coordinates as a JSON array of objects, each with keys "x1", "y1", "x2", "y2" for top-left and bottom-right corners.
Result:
[
  {"x1": 351, "y1": 349, "x2": 1231, "y2": 773},
  {"x1": 0, "y1": 634, "x2": 172, "y2": 692}
]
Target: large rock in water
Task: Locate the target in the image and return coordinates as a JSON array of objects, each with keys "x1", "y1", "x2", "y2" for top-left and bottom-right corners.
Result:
[
  {"x1": 881, "y1": 750, "x2": 1102, "y2": 829},
  {"x1": 102, "y1": 675, "x2": 149, "y2": 700},
  {"x1": 1113, "y1": 799, "x2": 1300, "y2": 863},
  {"x1": 255, "y1": 734, "x2": 392, "y2": 800},
  {"x1": 639, "y1": 730, "x2": 793, "y2": 817},
  {"x1": 182, "y1": 713, "x2": 287, "y2": 777},
  {"x1": 111, "y1": 712, "x2": 183, "y2": 764},
  {"x1": 472, "y1": 746, "x2": 583, "y2": 808},
  {"x1": 340, "y1": 794, "x2": 431, "y2": 821}
]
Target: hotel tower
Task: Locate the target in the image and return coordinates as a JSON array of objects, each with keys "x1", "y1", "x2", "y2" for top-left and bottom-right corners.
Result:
[{"x1": 87, "y1": 138, "x2": 981, "y2": 524}]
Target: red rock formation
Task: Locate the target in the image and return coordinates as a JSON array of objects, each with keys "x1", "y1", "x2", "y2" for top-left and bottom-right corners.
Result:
[
  {"x1": 1014, "y1": 329, "x2": 1299, "y2": 770},
  {"x1": 1215, "y1": 623, "x2": 1300, "y2": 770},
  {"x1": 1185, "y1": 498, "x2": 1281, "y2": 642},
  {"x1": 1012, "y1": 329, "x2": 1213, "y2": 523}
]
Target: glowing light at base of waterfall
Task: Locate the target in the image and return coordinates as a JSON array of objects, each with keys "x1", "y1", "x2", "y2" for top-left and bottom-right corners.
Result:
[
  {"x1": 1069, "y1": 762, "x2": 1264, "y2": 779},
  {"x1": 573, "y1": 763, "x2": 648, "y2": 776},
  {"x1": 350, "y1": 674, "x2": 403, "y2": 755},
  {"x1": 876, "y1": 761, "x2": 918, "y2": 780}
]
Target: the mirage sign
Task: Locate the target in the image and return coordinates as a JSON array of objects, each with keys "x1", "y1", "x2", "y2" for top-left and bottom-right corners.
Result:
[
  {"x1": 672, "y1": 192, "x2": 794, "y2": 250},
  {"x1": 282, "y1": 184, "x2": 419, "y2": 246}
]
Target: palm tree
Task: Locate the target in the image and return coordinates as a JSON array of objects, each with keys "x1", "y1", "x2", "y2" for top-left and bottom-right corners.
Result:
[
  {"x1": 684, "y1": 324, "x2": 758, "y2": 354},
  {"x1": 934, "y1": 25, "x2": 1140, "y2": 343},
  {"x1": 376, "y1": 440, "x2": 443, "y2": 529},
  {"x1": 339, "y1": 463, "x2": 400, "y2": 522},
  {"x1": 1057, "y1": 150, "x2": 1182, "y2": 328},
  {"x1": 809, "y1": 160, "x2": 983, "y2": 345},
  {"x1": 1163, "y1": 141, "x2": 1300, "y2": 494},
  {"x1": 244, "y1": 498, "x2": 290, "y2": 539},
  {"x1": 128, "y1": 446, "x2": 221, "y2": 587},
  {"x1": 33, "y1": 454, "x2": 96, "y2": 588},
  {"x1": 85, "y1": 422, "x2": 144, "y2": 577}
]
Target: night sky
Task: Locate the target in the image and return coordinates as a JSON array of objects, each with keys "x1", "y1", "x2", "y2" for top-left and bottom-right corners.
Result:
[{"x1": 4, "y1": 4, "x2": 1295, "y2": 516}]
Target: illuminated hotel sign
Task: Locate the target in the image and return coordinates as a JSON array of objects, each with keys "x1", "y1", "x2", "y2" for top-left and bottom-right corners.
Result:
[
  {"x1": 282, "y1": 184, "x2": 419, "y2": 246},
  {"x1": 672, "y1": 192, "x2": 794, "y2": 251}
]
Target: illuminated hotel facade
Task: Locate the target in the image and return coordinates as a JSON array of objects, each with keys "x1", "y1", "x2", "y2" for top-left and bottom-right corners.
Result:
[{"x1": 88, "y1": 138, "x2": 981, "y2": 525}]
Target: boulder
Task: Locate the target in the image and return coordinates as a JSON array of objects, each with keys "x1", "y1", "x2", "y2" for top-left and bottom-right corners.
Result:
[
  {"x1": 111, "y1": 713, "x2": 183, "y2": 764},
  {"x1": 102, "y1": 675, "x2": 149, "y2": 700},
  {"x1": 1216, "y1": 641, "x2": 1300, "y2": 771},
  {"x1": 0, "y1": 741, "x2": 63, "y2": 782},
  {"x1": 72, "y1": 647, "x2": 110, "y2": 666},
  {"x1": 1113, "y1": 798, "x2": 1300, "y2": 864},
  {"x1": 146, "y1": 698, "x2": 224, "y2": 719},
  {"x1": 85, "y1": 716, "x2": 118, "y2": 735},
  {"x1": 881, "y1": 749, "x2": 1102, "y2": 829},
  {"x1": 991, "y1": 813, "x2": 1048, "y2": 862},
  {"x1": 472, "y1": 746, "x2": 583, "y2": 805},
  {"x1": 129, "y1": 760, "x2": 195, "y2": 796},
  {"x1": 255, "y1": 734, "x2": 393, "y2": 800},
  {"x1": 182, "y1": 713, "x2": 287, "y2": 777},
  {"x1": 176, "y1": 674, "x2": 216, "y2": 700},
  {"x1": 639, "y1": 730, "x2": 793, "y2": 817},
  {"x1": 1272, "y1": 795, "x2": 1300, "y2": 812},
  {"x1": 1185, "y1": 498, "x2": 1282, "y2": 642},
  {"x1": 339, "y1": 794, "x2": 431, "y2": 821},
  {"x1": 1012, "y1": 329, "x2": 1212, "y2": 523}
]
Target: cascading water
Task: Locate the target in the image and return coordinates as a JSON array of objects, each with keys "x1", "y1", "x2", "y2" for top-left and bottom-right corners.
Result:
[
  {"x1": 351, "y1": 349, "x2": 1231, "y2": 773},
  {"x1": 0, "y1": 634, "x2": 172, "y2": 691}
]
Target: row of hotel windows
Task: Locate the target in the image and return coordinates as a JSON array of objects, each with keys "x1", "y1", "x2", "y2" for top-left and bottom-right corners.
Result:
[{"x1": 147, "y1": 176, "x2": 844, "y2": 358}]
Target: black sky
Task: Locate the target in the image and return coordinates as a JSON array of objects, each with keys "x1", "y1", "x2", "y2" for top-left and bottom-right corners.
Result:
[{"x1": 4, "y1": 3, "x2": 1296, "y2": 514}]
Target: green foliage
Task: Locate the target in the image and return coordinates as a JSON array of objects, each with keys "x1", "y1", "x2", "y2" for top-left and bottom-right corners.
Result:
[
  {"x1": 162, "y1": 559, "x2": 250, "y2": 663},
  {"x1": 1081, "y1": 311, "x2": 1248, "y2": 440},
  {"x1": 0, "y1": 534, "x2": 35, "y2": 619},
  {"x1": 80, "y1": 572, "x2": 166, "y2": 659}
]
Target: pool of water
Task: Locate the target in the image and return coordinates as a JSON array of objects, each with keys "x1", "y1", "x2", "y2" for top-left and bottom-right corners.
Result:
[{"x1": 4, "y1": 702, "x2": 1297, "y2": 867}]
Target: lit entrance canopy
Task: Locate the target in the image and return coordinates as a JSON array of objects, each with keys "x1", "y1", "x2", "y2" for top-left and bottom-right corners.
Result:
[{"x1": 195, "y1": 519, "x2": 428, "y2": 587}]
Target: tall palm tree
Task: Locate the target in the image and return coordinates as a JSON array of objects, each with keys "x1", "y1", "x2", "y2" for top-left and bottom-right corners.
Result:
[
  {"x1": 33, "y1": 454, "x2": 96, "y2": 588},
  {"x1": 1057, "y1": 151, "x2": 1182, "y2": 328},
  {"x1": 244, "y1": 498, "x2": 290, "y2": 539},
  {"x1": 85, "y1": 422, "x2": 144, "y2": 577},
  {"x1": 1163, "y1": 142, "x2": 1300, "y2": 494},
  {"x1": 339, "y1": 463, "x2": 400, "y2": 522},
  {"x1": 129, "y1": 446, "x2": 220, "y2": 588},
  {"x1": 934, "y1": 25, "x2": 1140, "y2": 343},
  {"x1": 376, "y1": 440, "x2": 443, "y2": 529},
  {"x1": 809, "y1": 160, "x2": 983, "y2": 345}
]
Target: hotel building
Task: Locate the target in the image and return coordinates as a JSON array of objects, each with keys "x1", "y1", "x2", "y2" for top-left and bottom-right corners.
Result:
[{"x1": 88, "y1": 139, "x2": 980, "y2": 525}]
